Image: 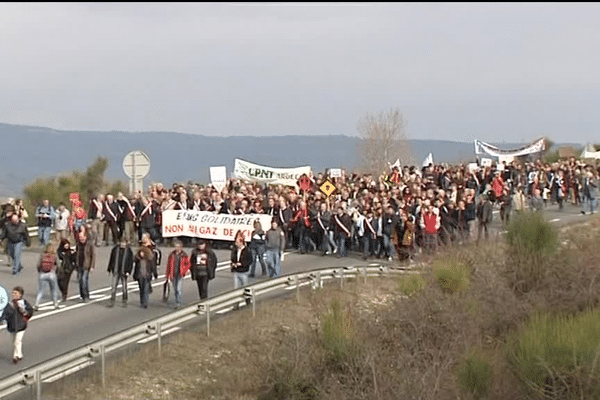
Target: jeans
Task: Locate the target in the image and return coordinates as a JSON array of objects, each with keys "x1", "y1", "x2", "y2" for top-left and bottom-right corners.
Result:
[
  {"x1": 583, "y1": 196, "x2": 597, "y2": 214},
  {"x1": 110, "y1": 273, "x2": 128, "y2": 303},
  {"x1": 7, "y1": 242, "x2": 23, "y2": 274},
  {"x1": 38, "y1": 226, "x2": 51, "y2": 246},
  {"x1": 78, "y1": 268, "x2": 90, "y2": 300},
  {"x1": 35, "y1": 271, "x2": 59, "y2": 306},
  {"x1": 250, "y1": 244, "x2": 267, "y2": 276},
  {"x1": 138, "y1": 278, "x2": 151, "y2": 307},
  {"x1": 361, "y1": 234, "x2": 375, "y2": 258},
  {"x1": 169, "y1": 276, "x2": 184, "y2": 305},
  {"x1": 334, "y1": 232, "x2": 347, "y2": 257},
  {"x1": 195, "y1": 276, "x2": 209, "y2": 300},
  {"x1": 265, "y1": 249, "x2": 281, "y2": 277},
  {"x1": 382, "y1": 234, "x2": 395, "y2": 258},
  {"x1": 233, "y1": 271, "x2": 249, "y2": 289}
]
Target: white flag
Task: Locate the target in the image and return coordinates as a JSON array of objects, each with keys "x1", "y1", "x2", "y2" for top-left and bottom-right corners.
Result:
[
  {"x1": 422, "y1": 153, "x2": 433, "y2": 167},
  {"x1": 388, "y1": 158, "x2": 401, "y2": 170}
]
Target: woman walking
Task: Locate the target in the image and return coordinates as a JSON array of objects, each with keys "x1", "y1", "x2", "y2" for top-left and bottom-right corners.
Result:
[
  {"x1": 133, "y1": 246, "x2": 157, "y2": 308},
  {"x1": 56, "y1": 239, "x2": 76, "y2": 302},
  {"x1": 230, "y1": 230, "x2": 252, "y2": 290},
  {"x1": 0, "y1": 286, "x2": 34, "y2": 364},
  {"x1": 34, "y1": 243, "x2": 60, "y2": 310}
]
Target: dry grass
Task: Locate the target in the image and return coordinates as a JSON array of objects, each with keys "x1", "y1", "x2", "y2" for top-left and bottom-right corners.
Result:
[{"x1": 44, "y1": 216, "x2": 600, "y2": 400}]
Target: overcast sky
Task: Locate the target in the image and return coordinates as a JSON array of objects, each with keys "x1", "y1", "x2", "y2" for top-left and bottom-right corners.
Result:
[{"x1": 1, "y1": 3, "x2": 599, "y2": 144}]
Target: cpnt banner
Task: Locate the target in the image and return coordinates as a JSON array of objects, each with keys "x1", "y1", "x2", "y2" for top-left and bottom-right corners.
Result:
[
  {"x1": 234, "y1": 158, "x2": 312, "y2": 186},
  {"x1": 161, "y1": 210, "x2": 272, "y2": 242}
]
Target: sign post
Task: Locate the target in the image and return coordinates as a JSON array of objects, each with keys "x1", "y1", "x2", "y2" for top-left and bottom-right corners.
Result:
[{"x1": 123, "y1": 151, "x2": 151, "y2": 195}]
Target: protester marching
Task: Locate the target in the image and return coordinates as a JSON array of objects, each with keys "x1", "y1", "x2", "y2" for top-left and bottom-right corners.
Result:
[{"x1": 0, "y1": 154, "x2": 596, "y2": 363}]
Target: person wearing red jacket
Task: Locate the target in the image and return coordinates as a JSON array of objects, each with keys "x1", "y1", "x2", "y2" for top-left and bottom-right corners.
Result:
[
  {"x1": 420, "y1": 203, "x2": 440, "y2": 254},
  {"x1": 491, "y1": 171, "x2": 505, "y2": 205},
  {"x1": 292, "y1": 201, "x2": 313, "y2": 254},
  {"x1": 164, "y1": 240, "x2": 190, "y2": 308}
]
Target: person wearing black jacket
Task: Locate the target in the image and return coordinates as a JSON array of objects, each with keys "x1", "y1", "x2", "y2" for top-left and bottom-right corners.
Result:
[
  {"x1": 332, "y1": 206, "x2": 352, "y2": 258},
  {"x1": 133, "y1": 246, "x2": 157, "y2": 308},
  {"x1": 103, "y1": 194, "x2": 120, "y2": 246},
  {"x1": 1, "y1": 214, "x2": 30, "y2": 275},
  {"x1": 107, "y1": 239, "x2": 134, "y2": 307},
  {"x1": 56, "y1": 239, "x2": 76, "y2": 302},
  {"x1": 190, "y1": 240, "x2": 217, "y2": 300},
  {"x1": 0, "y1": 286, "x2": 34, "y2": 364},
  {"x1": 230, "y1": 231, "x2": 253, "y2": 289},
  {"x1": 248, "y1": 220, "x2": 267, "y2": 278}
]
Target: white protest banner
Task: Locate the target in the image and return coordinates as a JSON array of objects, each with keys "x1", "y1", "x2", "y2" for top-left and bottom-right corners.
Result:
[
  {"x1": 498, "y1": 155, "x2": 514, "y2": 165},
  {"x1": 162, "y1": 210, "x2": 272, "y2": 242},
  {"x1": 210, "y1": 166, "x2": 227, "y2": 192},
  {"x1": 234, "y1": 158, "x2": 312, "y2": 186},
  {"x1": 467, "y1": 163, "x2": 479, "y2": 173},
  {"x1": 474, "y1": 138, "x2": 545, "y2": 157},
  {"x1": 329, "y1": 168, "x2": 342, "y2": 178},
  {"x1": 481, "y1": 158, "x2": 493, "y2": 167}
]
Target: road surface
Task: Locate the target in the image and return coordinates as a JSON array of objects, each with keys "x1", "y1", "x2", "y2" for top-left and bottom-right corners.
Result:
[{"x1": 0, "y1": 203, "x2": 590, "y2": 381}]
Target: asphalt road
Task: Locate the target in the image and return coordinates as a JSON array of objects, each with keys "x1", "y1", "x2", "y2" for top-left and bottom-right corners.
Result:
[{"x1": 0, "y1": 201, "x2": 590, "y2": 381}]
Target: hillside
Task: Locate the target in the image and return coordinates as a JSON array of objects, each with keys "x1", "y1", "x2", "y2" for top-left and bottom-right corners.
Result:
[{"x1": 0, "y1": 123, "x2": 575, "y2": 197}]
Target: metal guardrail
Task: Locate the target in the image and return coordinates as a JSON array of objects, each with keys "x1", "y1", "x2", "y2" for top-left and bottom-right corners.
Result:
[{"x1": 0, "y1": 264, "x2": 415, "y2": 399}]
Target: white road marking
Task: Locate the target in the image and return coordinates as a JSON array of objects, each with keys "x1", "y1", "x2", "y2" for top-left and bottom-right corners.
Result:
[{"x1": 18, "y1": 252, "x2": 293, "y2": 324}]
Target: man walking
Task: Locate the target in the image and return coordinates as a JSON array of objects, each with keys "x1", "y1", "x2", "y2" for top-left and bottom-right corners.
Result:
[
  {"x1": 265, "y1": 219, "x2": 285, "y2": 278},
  {"x1": 35, "y1": 199, "x2": 55, "y2": 247},
  {"x1": 107, "y1": 239, "x2": 134, "y2": 307},
  {"x1": 477, "y1": 192, "x2": 493, "y2": 241},
  {"x1": 165, "y1": 240, "x2": 190, "y2": 308},
  {"x1": 76, "y1": 229, "x2": 95, "y2": 302},
  {"x1": 1, "y1": 214, "x2": 30, "y2": 275},
  {"x1": 190, "y1": 240, "x2": 217, "y2": 300}
]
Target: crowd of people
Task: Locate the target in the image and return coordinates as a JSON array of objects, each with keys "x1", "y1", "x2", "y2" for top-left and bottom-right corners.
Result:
[
  {"x1": 0, "y1": 156, "x2": 598, "y2": 308},
  {"x1": 0, "y1": 155, "x2": 598, "y2": 364}
]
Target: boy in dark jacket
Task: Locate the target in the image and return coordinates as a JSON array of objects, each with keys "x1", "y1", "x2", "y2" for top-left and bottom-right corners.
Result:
[{"x1": 0, "y1": 286, "x2": 34, "y2": 363}]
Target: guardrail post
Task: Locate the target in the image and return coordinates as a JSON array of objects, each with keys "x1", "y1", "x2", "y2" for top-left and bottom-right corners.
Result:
[
  {"x1": 340, "y1": 269, "x2": 344, "y2": 289},
  {"x1": 205, "y1": 304, "x2": 211, "y2": 337},
  {"x1": 362, "y1": 267, "x2": 367, "y2": 284},
  {"x1": 157, "y1": 322, "x2": 162, "y2": 357},
  {"x1": 35, "y1": 370, "x2": 41, "y2": 400},
  {"x1": 317, "y1": 271, "x2": 322, "y2": 289},
  {"x1": 295, "y1": 275, "x2": 300, "y2": 303},
  {"x1": 101, "y1": 344, "x2": 106, "y2": 389},
  {"x1": 250, "y1": 289, "x2": 256, "y2": 318}
]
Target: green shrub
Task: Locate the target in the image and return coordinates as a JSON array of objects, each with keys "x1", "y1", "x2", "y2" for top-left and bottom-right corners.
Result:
[
  {"x1": 505, "y1": 211, "x2": 558, "y2": 254},
  {"x1": 398, "y1": 273, "x2": 426, "y2": 297},
  {"x1": 457, "y1": 348, "x2": 492, "y2": 399},
  {"x1": 507, "y1": 310, "x2": 600, "y2": 399},
  {"x1": 504, "y1": 212, "x2": 558, "y2": 293},
  {"x1": 433, "y1": 260, "x2": 470, "y2": 294},
  {"x1": 321, "y1": 299, "x2": 356, "y2": 370}
]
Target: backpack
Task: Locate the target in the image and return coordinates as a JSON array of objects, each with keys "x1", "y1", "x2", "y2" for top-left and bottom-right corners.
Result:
[{"x1": 40, "y1": 253, "x2": 56, "y2": 273}]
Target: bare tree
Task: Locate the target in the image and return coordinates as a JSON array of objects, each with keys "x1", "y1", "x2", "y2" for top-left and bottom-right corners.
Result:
[{"x1": 356, "y1": 108, "x2": 413, "y2": 175}]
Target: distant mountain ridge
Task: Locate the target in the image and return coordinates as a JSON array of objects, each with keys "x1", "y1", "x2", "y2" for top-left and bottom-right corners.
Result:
[{"x1": 0, "y1": 123, "x2": 576, "y2": 197}]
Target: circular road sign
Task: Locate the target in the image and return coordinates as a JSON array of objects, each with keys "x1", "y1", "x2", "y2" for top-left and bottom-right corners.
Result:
[
  {"x1": 0, "y1": 285, "x2": 8, "y2": 314},
  {"x1": 122, "y1": 150, "x2": 151, "y2": 179}
]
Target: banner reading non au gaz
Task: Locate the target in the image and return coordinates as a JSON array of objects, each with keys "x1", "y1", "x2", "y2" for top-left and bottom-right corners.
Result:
[
  {"x1": 161, "y1": 210, "x2": 272, "y2": 242},
  {"x1": 233, "y1": 158, "x2": 312, "y2": 186}
]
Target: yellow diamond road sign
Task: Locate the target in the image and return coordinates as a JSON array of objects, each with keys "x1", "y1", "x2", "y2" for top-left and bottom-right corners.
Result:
[{"x1": 319, "y1": 179, "x2": 337, "y2": 197}]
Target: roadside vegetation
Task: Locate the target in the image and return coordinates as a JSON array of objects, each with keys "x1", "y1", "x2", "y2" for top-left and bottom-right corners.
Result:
[
  {"x1": 45, "y1": 214, "x2": 600, "y2": 399},
  {"x1": 22, "y1": 156, "x2": 128, "y2": 217}
]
